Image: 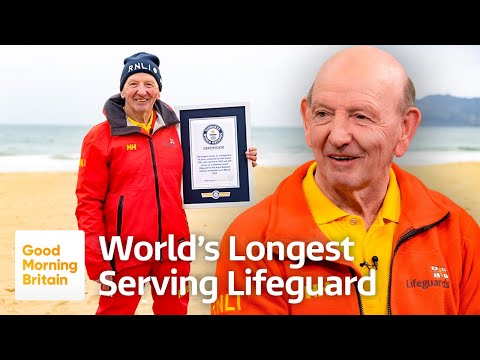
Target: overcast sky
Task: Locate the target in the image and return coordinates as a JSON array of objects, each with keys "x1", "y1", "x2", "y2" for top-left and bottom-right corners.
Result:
[{"x1": 2, "y1": 45, "x2": 479, "y2": 127}]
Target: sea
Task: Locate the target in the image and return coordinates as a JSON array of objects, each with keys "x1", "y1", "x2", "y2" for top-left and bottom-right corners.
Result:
[{"x1": 1, "y1": 125, "x2": 480, "y2": 172}]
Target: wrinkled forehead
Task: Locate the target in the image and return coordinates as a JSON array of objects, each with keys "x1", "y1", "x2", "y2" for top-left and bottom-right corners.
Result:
[{"x1": 312, "y1": 60, "x2": 406, "y2": 106}]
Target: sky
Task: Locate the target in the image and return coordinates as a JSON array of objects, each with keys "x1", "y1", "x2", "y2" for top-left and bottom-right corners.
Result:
[{"x1": 2, "y1": 45, "x2": 480, "y2": 127}]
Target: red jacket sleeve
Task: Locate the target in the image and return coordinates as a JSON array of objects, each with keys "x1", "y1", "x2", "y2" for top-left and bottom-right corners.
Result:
[{"x1": 75, "y1": 126, "x2": 111, "y2": 281}]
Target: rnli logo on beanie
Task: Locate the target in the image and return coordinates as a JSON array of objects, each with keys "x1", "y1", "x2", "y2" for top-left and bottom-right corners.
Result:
[
  {"x1": 126, "y1": 62, "x2": 159, "y2": 75},
  {"x1": 120, "y1": 52, "x2": 163, "y2": 91}
]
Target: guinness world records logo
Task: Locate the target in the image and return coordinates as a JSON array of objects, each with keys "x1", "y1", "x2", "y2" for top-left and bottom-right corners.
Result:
[{"x1": 203, "y1": 124, "x2": 224, "y2": 145}]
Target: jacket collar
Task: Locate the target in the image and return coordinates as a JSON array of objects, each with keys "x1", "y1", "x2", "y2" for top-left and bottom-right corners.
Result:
[
  {"x1": 265, "y1": 161, "x2": 450, "y2": 249},
  {"x1": 391, "y1": 162, "x2": 449, "y2": 246},
  {"x1": 102, "y1": 93, "x2": 180, "y2": 135}
]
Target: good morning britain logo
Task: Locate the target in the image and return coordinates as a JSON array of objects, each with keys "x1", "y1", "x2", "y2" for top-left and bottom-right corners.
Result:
[{"x1": 15, "y1": 230, "x2": 85, "y2": 300}]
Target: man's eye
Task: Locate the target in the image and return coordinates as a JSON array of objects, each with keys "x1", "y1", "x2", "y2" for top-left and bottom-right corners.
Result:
[
  {"x1": 354, "y1": 114, "x2": 369, "y2": 121},
  {"x1": 313, "y1": 111, "x2": 329, "y2": 120},
  {"x1": 311, "y1": 111, "x2": 330, "y2": 125}
]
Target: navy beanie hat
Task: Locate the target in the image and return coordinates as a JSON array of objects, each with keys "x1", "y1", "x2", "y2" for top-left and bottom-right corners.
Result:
[{"x1": 120, "y1": 52, "x2": 162, "y2": 91}]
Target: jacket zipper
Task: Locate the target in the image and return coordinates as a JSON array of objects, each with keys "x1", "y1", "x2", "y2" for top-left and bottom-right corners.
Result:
[
  {"x1": 149, "y1": 137, "x2": 163, "y2": 261},
  {"x1": 351, "y1": 267, "x2": 365, "y2": 314},
  {"x1": 386, "y1": 212, "x2": 450, "y2": 314},
  {"x1": 116, "y1": 195, "x2": 124, "y2": 236},
  {"x1": 111, "y1": 195, "x2": 124, "y2": 272}
]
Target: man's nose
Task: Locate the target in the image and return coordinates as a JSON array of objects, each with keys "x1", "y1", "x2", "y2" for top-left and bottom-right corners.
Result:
[
  {"x1": 328, "y1": 115, "x2": 353, "y2": 148},
  {"x1": 137, "y1": 84, "x2": 148, "y2": 94}
]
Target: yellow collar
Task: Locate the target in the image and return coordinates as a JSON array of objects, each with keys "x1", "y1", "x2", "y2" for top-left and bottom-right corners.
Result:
[
  {"x1": 127, "y1": 111, "x2": 154, "y2": 133},
  {"x1": 302, "y1": 162, "x2": 400, "y2": 225}
]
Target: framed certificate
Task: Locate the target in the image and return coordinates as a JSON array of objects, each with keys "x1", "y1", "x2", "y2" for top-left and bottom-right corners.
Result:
[{"x1": 176, "y1": 102, "x2": 254, "y2": 208}]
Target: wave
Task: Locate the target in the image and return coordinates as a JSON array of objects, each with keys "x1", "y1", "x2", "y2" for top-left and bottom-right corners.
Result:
[
  {"x1": 49, "y1": 153, "x2": 81, "y2": 160},
  {"x1": 409, "y1": 146, "x2": 480, "y2": 152},
  {"x1": 396, "y1": 150, "x2": 480, "y2": 166},
  {"x1": 0, "y1": 154, "x2": 79, "y2": 173},
  {"x1": 458, "y1": 146, "x2": 480, "y2": 152}
]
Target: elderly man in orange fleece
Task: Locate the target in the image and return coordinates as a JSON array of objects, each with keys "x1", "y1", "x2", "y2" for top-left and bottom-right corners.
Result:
[{"x1": 212, "y1": 45, "x2": 480, "y2": 315}]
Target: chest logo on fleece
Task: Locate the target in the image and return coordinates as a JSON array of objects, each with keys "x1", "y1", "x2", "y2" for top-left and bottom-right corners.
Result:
[{"x1": 405, "y1": 265, "x2": 450, "y2": 290}]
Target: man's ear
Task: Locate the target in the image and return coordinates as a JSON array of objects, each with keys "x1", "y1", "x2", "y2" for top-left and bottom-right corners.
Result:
[
  {"x1": 300, "y1": 97, "x2": 313, "y2": 149},
  {"x1": 394, "y1": 107, "x2": 422, "y2": 157}
]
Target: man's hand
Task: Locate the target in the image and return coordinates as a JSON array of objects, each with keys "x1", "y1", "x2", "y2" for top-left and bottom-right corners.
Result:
[
  {"x1": 246, "y1": 146, "x2": 258, "y2": 167},
  {"x1": 96, "y1": 273, "x2": 114, "y2": 293}
]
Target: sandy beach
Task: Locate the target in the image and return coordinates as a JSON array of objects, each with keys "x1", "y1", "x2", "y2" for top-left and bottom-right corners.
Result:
[{"x1": 1, "y1": 163, "x2": 479, "y2": 315}]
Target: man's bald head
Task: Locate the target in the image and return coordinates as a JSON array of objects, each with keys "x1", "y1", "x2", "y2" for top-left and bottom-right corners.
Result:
[{"x1": 307, "y1": 46, "x2": 415, "y2": 114}]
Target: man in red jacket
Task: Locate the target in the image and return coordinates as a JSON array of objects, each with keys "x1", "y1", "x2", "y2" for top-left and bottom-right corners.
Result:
[
  {"x1": 76, "y1": 52, "x2": 257, "y2": 315},
  {"x1": 212, "y1": 45, "x2": 480, "y2": 315}
]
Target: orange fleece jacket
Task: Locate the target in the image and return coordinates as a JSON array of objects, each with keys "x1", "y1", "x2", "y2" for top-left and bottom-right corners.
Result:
[{"x1": 212, "y1": 161, "x2": 480, "y2": 315}]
